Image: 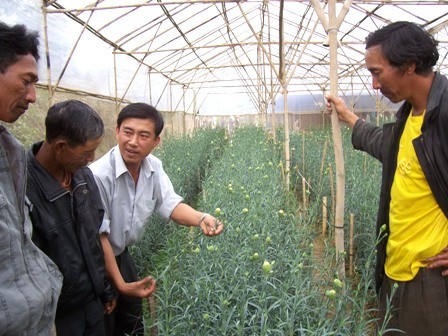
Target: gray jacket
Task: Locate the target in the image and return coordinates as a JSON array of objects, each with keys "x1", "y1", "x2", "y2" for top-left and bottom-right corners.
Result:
[{"x1": 0, "y1": 126, "x2": 62, "y2": 335}]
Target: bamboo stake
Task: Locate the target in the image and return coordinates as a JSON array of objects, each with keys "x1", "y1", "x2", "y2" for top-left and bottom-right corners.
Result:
[
  {"x1": 52, "y1": 8, "x2": 96, "y2": 94},
  {"x1": 271, "y1": 95, "x2": 276, "y2": 144},
  {"x1": 283, "y1": 88, "x2": 290, "y2": 190},
  {"x1": 349, "y1": 213, "x2": 355, "y2": 277},
  {"x1": 266, "y1": 3, "x2": 276, "y2": 144},
  {"x1": 318, "y1": 138, "x2": 328, "y2": 190},
  {"x1": 51, "y1": 0, "x2": 434, "y2": 15},
  {"x1": 41, "y1": 4, "x2": 52, "y2": 107},
  {"x1": 302, "y1": 131, "x2": 305, "y2": 176},
  {"x1": 328, "y1": 163, "x2": 335, "y2": 226},
  {"x1": 114, "y1": 40, "x2": 353, "y2": 56},
  {"x1": 182, "y1": 86, "x2": 186, "y2": 135},
  {"x1": 312, "y1": 0, "x2": 352, "y2": 280},
  {"x1": 149, "y1": 71, "x2": 152, "y2": 104},
  {"x1": 237, "y1": 2, "x2": 280, "y2": 81},
  {"x1": 329, "y1": 0, "x2": 346, "y2": 278},
  {"x1": 147, "y1": 295, "x2": 158, "y2": 336},
  {"x1": 302, "y1": 177, "x2": 307, "y2": 210},
  {"x1": 279, "y1": 161, "x2": 286, "y2": 189},
  {"x1": 322, "y1": 196, "x2": 328, "y2": 235},
  {"x1": 113, "y1": 52, "x2": 119, "y2": 112},
  {"x1": 197, "y1": 166, "x2": 201, "y2": 192},
  {"x1": 279, "y1": 0, "x2": 290, "y2": 190},
  {"x1": 363, "y1": 153, "x2": 367, "y2": 177},
  {"x1": 118, "y1": 27, "x2": 160, "y2": 107}
]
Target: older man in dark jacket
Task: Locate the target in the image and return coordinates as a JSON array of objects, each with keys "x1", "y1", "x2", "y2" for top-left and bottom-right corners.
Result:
[
  {"x1": 327, "y1": 21, "x2": 448, "y2": 336},
  {"x1": 26, "y1": 99, "x2": 116, "y2": 335}
]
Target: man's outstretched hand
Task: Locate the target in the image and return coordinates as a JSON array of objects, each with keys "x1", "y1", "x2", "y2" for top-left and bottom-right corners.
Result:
[{"x1": 119, "y1": 276, "x2": 157, "y2": 298}]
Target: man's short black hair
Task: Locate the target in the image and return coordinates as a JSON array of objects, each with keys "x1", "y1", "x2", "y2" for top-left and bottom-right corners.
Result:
[
  {"x1": 45, "y1": 100, "x2": 104, "y2": 147},
  {"x1": 117, "y1": 103, "x2": 164, "y2": 137},
  {"x1": 0, "y1": 21, "x2": 40, "y2": 73},
  {"x1": 365, "y1": 21, "x2": 438, "y2": 75}
]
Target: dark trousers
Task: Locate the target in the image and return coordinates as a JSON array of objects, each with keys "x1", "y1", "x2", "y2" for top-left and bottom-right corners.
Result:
[
  {"x1": 378, "y1": 267, "x2": 448, "y2": 336},
  {"x1": 105, "y1": 249, "x2": 144, "y2": 336},
  {"x1": 55, "y1": 298, "x2": 104, "y2": 336}
]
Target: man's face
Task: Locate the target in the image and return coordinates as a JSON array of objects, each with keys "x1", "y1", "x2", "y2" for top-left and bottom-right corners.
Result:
[
  {"x1": 116, "y1": 117, "x2": 160, "y2": 169},
  {"x1": 59, "y1": 137, "x2": 103, "y2": 173},
  {"x1": 365, "y1": 45, "x2": 409, "y2": 104},
  {"x1": 0, "y1": 54, "x2": 38, "y2": 123}
]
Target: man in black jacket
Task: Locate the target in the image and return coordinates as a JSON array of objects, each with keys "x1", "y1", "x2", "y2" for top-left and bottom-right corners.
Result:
[
  {"x1": 327, "y1": 21, "x2": 448, "y2": 336},
  {"x1": 26, "y1": 99, "x2": 116, "y2": 335}
]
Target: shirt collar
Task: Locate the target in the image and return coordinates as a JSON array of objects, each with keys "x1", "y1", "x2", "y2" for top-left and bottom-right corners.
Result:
[{"x1": 112, "y1": 146, "x2": 155, "y2": 179}]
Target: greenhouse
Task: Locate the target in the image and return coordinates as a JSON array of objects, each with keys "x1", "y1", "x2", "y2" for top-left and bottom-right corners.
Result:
[{"x1": 2, "y1": 0, "x2": 448, "y2": 335}]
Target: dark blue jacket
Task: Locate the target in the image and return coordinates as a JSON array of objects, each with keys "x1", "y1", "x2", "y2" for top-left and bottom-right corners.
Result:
[
  {"x1": 352, "y1": 72, "x2": 448, "y2": 293},
  {"x1": 26, "y1": 142, "x2": 115, "y2": 314}
]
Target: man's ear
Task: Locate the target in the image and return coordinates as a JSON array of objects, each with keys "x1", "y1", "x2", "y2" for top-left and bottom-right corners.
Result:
[
  {"x1": 404, "y1": 61, "x2": 416, "y2": 75},
  {"x1": 154, "y1": 136, "x2": 161, "y2": 148},
  {"x1": 54, "y1": 139, "x2": 68, "y2": 154}
]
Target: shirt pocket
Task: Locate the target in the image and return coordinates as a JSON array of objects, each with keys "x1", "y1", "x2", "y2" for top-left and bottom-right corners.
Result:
[
  {"x1": 0, "y1": 191, "x2": 19, "y2": 250},
  {"x1": 131, "y1": 198, "x2": 157, "y2": 243},
  {"x1": 139, "y1": 198, "x2": 157, "y2": 224}
]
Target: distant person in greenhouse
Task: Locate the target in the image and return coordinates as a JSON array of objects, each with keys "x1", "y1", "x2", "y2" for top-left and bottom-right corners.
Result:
[
  {"x1": 326, "y1": 21, "x2": 448, "y2": 336},
  {"x1": 0, "y1": 21, "x2": 62, "y2": 335},
  {"x1": 89, "y1": 102, "x2": 224, "y2": 336},
  {"x1": 26, "y1": 100, "x2": 117, "y2": 335}
]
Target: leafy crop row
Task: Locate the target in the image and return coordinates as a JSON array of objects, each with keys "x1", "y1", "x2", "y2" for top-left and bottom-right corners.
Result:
[
  {"x1": 131, "y1": 127, "x2": 227, "y2": 272},
  {"x1": 287, "y1": 127, "x2": 381, "y2": 269},
  {"x1": 134, "y1": 126, "x2": 383, "y2": 335}
]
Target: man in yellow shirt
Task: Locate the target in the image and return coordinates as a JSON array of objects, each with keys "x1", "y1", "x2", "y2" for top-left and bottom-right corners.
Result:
[{"x1": 327, "y1": 21, "x2": 448, "y2": 335}]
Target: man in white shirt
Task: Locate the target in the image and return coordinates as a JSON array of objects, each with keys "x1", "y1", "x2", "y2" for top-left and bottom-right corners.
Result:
[{"x1": 90, "y1": 102, "x2": 223, "y2": 336}]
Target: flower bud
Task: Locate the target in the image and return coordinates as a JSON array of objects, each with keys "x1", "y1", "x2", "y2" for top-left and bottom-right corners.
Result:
[
  {"x1": 325, "y1": 289, "x2": 336, "y2": 299},
  {"x1": 263, "y1": 260, "x2": 274, "y2": 275},
  {"x1": 333, "y1": 278, "x2": 343, "y2": 288}
]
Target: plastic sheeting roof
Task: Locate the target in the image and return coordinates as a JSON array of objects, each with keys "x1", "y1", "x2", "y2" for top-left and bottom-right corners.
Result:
[{"x1": 7, "y1": 1, "x2": 448, "y2": 114}]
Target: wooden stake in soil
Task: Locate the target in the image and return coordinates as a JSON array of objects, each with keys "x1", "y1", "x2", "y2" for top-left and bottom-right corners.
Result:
[
  {"x1": 349, "y1": 213, "x2": 355, "y2": 277},
  {"x1": 147, "y1": 294, "x2": 158, "y2": 336},
  {"x1": 318, "y1": 138, "x2": 328, "y2": 190},
  {"x1": 302, "y1": 131, "x2": 306, "y2": 176},
  {"x1": 328, "y1": 163, "x2": 335, "y2": 225},
  {"x1": 322, "y1": 196, "x2": 328, "y2": 235},
  {"x1": 302, "y1": 177, "x2": 307, "y2": 210},
  {"x1": 363, "y1": 153, "x2": 367, "y2": 177}
]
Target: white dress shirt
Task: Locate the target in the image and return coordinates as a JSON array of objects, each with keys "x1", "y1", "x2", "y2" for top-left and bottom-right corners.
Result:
[{"x1": 89, "y1": 146, "x2": 183, "y2": 256}]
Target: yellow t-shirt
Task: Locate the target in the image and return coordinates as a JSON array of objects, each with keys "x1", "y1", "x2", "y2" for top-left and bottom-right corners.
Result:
[{"x1": 386, "y1": 111, "x2": 448, "y2": 281}]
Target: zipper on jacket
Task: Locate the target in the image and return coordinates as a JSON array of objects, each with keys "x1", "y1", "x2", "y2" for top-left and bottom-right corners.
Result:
[
  {"x1": 70, "y1": 182, "x2": 88, "y2": 220},
  {"x1": 419, "y1": 137, "x2": 436, "y2": 172}
]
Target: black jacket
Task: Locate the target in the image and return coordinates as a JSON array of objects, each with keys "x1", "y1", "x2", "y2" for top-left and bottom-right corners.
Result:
[
  {"x1": 352, "y1": 72, "x2": 448, "y2": 293},
  {"x1": 26, "y1": 142, "x2": 115, "y2": 314}
]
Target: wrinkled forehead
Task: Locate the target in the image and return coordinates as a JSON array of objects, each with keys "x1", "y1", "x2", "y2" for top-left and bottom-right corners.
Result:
[{"x1": 3, "y1": 54, "x2": 38, "y2": 79}]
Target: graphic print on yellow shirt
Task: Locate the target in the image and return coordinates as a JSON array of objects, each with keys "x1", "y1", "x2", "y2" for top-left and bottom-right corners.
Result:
[{"x1": 386, "y1": 111, "x2": 448, "y2": 281}]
